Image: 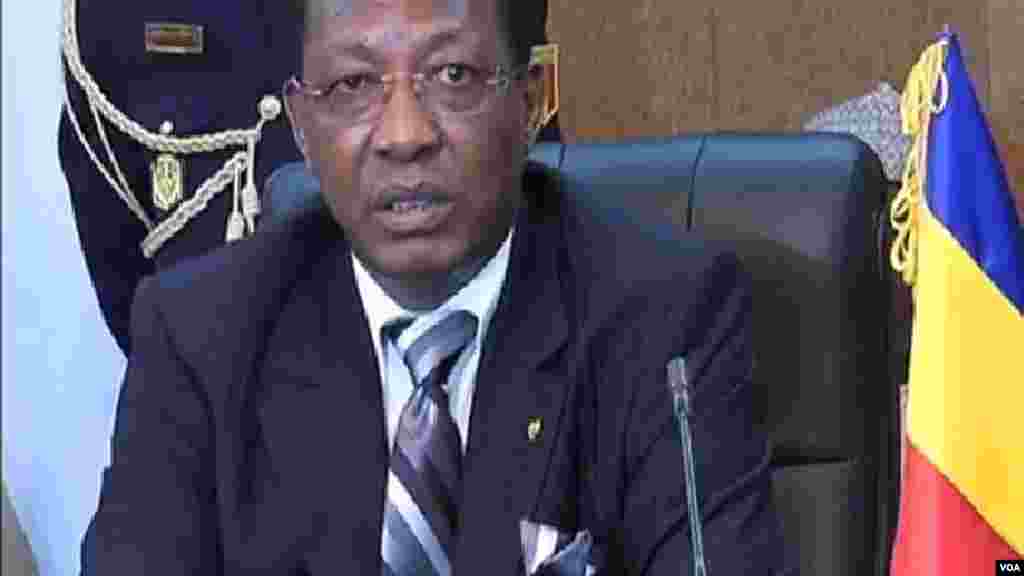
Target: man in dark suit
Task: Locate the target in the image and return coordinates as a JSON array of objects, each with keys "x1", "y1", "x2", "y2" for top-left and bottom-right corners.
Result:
[
  {"x1": 60, "y1": 0, "x2": 559, "y2": 357},
  {"x1": 82, "y1": 0, "x2": 790, "y2": 574}
]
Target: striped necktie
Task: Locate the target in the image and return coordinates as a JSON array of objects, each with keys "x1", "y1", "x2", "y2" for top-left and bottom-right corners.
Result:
[{"x1": 382, "y1": 310, "x2": 477, "y2": 576}]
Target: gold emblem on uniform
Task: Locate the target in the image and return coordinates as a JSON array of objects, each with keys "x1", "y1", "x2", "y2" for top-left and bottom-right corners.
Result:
[
  {"x1": 527, "y1": 417, "x2": 543, "y2": 443},
  {"x1": 151, "y1": 121, "x2": 184, "y2": 212}
]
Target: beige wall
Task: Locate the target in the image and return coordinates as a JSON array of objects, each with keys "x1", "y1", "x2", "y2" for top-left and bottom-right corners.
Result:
[
  {"x1": 547, "y1": 0, "x2": 1023, "y2": 209},
  {"x1": 987, "y1": 0, "x2": 1024, "y2": 215},
  {"x1": 988, "y1": 0, "x2": 1024, "y2": 144},
  {"x1": 547, "y1": 0, "x2": 1017, "y2": 138}
]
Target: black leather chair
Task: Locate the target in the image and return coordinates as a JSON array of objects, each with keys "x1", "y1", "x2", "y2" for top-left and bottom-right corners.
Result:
[{"x1": 264, "y1": 133, "x2": 902, "y2": 576}]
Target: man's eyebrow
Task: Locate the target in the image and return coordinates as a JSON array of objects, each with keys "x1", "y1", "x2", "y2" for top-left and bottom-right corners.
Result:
[
  {"x1": 418, "y1": 28, "x2": 479, "y2": 54},
  {"x1": 323, "y1": 27, "x2": 486, "y2": 60},
  {"x1": 322, "y1": 38, "x2": 380, "y2": 62}
]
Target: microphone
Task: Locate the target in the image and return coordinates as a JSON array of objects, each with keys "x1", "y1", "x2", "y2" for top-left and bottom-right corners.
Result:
[{"x1": 667, "y1": 357, "x2": 707, "y2": 576}]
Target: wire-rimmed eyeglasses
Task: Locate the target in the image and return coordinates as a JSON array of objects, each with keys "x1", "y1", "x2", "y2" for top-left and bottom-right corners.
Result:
[{"x1": 285, "y1": 62, "x2": 526, "y2": 125}]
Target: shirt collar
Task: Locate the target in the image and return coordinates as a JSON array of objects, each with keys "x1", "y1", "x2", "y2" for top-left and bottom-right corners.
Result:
[{"x1": 352, "y1": 227, "x2": 515, "y2": 355}]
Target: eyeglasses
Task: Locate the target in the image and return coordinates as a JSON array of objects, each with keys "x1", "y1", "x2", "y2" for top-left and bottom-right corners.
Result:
[{"x1": 286, "y1": 63, "x2": 525, "y2": 125}]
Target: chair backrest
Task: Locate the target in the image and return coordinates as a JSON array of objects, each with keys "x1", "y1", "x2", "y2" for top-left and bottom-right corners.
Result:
[{"x1": 264, "y1": 133, "x2": 902, "y2": 576}]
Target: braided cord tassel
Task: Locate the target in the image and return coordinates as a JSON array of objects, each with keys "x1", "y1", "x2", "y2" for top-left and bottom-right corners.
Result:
[
  {"x1": 61, "y1": 0, "x2": 284, "y2": 255},
  {"x1": 890, "y1": 40, "x2": 949, "y2": 288}
]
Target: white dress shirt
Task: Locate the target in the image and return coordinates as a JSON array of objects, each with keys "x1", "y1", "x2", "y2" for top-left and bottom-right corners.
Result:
[{"x1": 352, "y1": 229, "x2": 514, "y2": 452}]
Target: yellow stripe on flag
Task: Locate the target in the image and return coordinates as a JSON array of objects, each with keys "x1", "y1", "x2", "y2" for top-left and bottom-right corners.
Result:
[{"x1": 906, "y1": 204, "x2": 1024, "y2": 553}]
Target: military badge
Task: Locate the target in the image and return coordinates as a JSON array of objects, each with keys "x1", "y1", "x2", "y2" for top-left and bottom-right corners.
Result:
[
  {"x1": 150, "y1": 153, "x2": 184, "y2": 212},
  {"x1": 144, "y1": 22, "x2": 204, "y2": 55},
  {"x1": 150, "y1": 121, "x2": 184, "y2": 212}
]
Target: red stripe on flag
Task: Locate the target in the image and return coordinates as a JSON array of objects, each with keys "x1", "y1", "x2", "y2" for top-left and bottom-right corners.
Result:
[{"x1": 892, "y1": 443, "x2": 1021, "y2": 575}]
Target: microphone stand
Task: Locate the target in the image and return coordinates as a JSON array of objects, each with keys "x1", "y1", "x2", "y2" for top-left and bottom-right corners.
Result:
[{"x1": 667, "y1": 357, "x2": 707, "y2": 576}]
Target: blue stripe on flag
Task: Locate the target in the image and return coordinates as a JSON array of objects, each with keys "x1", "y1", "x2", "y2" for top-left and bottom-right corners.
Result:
[{"x1": 925, "y1": 33, "x2": 1024, "y2": 313}]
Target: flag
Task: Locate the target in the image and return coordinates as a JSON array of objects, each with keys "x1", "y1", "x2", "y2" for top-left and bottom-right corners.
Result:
[{"x1": 889, "y1": 32, "x2": 1024, "y2": 574}]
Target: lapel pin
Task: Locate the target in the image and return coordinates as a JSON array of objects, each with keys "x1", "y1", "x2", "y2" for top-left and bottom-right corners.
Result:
[{"x1": 527, "y1": 417, "x2": 543, "y2": 443}]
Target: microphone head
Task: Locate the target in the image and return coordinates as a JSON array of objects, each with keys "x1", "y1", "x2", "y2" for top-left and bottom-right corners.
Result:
[{"x1": 666, "y1": 356, "x2": 691, "y2": 408}]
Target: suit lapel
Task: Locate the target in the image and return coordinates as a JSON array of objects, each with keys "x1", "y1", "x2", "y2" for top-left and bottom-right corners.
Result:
[
  {"x1": 455, "y1": 171, "x2": 572, "y2": 575},
  {"x1": 258, "y1": 166, "x2": 569, "y2": 575},
  {"x1": 259, "y1": 230, "x2": 389, "y2": 575}
]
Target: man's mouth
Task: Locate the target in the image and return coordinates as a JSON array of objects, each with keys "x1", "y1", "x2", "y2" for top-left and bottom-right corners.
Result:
[
  {"x1": 374, "y1": 183, "x2": 451, "y2": 209},
  {"x1": 387, "y1": 198, "x2": 444, "y2": 212},
  {"x1": 373, "y1": 185, "x2": 454, "y2": 234}
]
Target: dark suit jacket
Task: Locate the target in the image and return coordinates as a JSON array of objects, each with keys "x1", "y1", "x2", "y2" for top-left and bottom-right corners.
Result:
[{"x1": 82, "y1": 164, "x2": 791, "y2": 575}]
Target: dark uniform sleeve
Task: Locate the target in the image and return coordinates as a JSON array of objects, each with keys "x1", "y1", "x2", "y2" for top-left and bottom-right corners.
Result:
[
  {"x1": 81, "y1": 276, "x2": 220, "y2": 575},
  {"x1": 59, "y1": 1, "x2": 306, "y2": 356},
  {"x1": 59, "y1": 96, "x2": 153, "y2": 357}
]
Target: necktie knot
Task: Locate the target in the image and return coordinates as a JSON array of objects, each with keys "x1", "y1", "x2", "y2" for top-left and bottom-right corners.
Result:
[{"x1": 388, "y1": 310, "x2": 478, "y2": 391}]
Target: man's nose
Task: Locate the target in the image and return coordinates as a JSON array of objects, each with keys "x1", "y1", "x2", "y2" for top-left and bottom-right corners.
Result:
[{"x1": 371, "y1": 80, "x2": 441, "y2": 162}]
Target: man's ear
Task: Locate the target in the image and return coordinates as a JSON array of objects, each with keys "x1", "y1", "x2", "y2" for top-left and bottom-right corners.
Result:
[
  {"x1": 524, "y1": 65, "x2": 545, "y2": 145},
  {"x1": 283, "y1": 84, "x2": 312, "y2": 165},
  {"x1": 524, "y1": 44, "x2": 559, "y2": 146}
]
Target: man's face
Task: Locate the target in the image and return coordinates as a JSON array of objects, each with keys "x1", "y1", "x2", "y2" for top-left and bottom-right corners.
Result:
[{"x1": 290, "y1": 0, "x2": 531, "y2": 281}]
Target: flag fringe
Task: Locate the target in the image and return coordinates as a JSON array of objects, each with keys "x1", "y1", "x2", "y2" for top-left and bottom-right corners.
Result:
[{"x1": 890, "y1": 40, "x2": 949, "y2": 288}]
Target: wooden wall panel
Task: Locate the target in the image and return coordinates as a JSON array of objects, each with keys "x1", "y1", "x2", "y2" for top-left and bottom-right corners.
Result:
[
  {"x1": 715, "y1": 1, "x2": 989, "y2": 131},
  {"x1": 988, "y1": 0, "x2": 1024, "y2": 158},
  {"x1": 713, "y1": 2, "x2": 917, "y2": 131},
  {"x1": 1005, "y1": 139, "x2": 1024, "y2": 221},
  {"x1": 990, "y1": 0, "x2": 1024, "y2": 138},
  {"x1": 909, "y1": 0, "x2": 990, "y2": 106},
  {"x1": 547, "y1": 1, "x2": 715, "y2": 141},
  {"x1": 548, "y1": 1, "x2": 994, "y2": 138}
]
